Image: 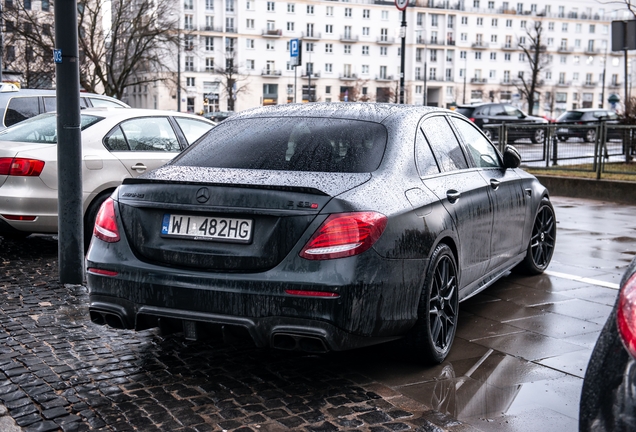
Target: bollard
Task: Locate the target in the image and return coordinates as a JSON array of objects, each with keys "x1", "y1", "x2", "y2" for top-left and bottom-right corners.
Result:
[{"x1": 551, "y1": 134, "x2": 558, "y2": 166}]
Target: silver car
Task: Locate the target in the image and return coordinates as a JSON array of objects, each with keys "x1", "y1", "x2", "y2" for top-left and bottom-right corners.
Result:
[{"x1": 0, "y1": 107, "x2": 215, "y2": 246}]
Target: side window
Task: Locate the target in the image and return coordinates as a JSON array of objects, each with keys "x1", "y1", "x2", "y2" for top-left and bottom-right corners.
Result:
[
  {"x1": 450, "y1": 117, "x2": 502, "y2": 168},
  {"x1": 415, "y1": 128, "x2": 440, "y2": 177},
  {"x1": 174, "y1": 117, "x2": 214, "y2": 145},
  {"x1": 104, "y1": 126, "x2": 130, "y2": 151},
  {"x1": 5, "y1": 97, "x2": 40, "y2": 127},
  {"x1": 491, "y1": 104, "x2": 507, "y2": 116},
  {"x1": 44, "y1": 96, "x2": 88, "y2": 112},
  {"x1": 89, "y1": 97, "x2": 126, "y2": 108},
  {"x1": 120, "y1": 117, "x2": 180, "y2": 152},
  {"x1": 421, "y1": 116, "x2": 468, "y2": 172}
]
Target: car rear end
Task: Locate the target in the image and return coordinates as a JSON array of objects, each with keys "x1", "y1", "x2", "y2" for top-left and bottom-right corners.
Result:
[
  {"x1": 86, "y1": 113, "x2": 423, "y2": 352},
  {"x1": 580, "y1": 257, "x2": 636, "y2": 431}
]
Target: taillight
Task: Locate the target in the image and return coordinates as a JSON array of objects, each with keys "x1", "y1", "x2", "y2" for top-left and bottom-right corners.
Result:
[
  {"x1": 469, "y1": 117, "x2": 476, "y2": 123},
  {"x1": 617, "y1": 272, "x2": 636, "y2": 359},
  {"x1": 299, "y1": 212, "x2": 387, "y2": 260},
  {"x1": 93, "y1": 198, "x2": 120, "y2": 243},
  {"x1": 0, "y1": 157, "x2": 45, "y2": 176}
]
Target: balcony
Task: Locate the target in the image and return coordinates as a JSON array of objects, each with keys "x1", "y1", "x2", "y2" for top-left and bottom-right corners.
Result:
[
  {"x1": 225, "y1": 27, "x2": 237, "y2": 33},
  {"x1": 262, "y1": 29, "x2": 282, "y2": 37},
  {"x1": 301, "y1": 70, "x2": 321, "y2": 78},
  {"x1": 500, "y1": 80, "x2": 513, "y2": 86},
  {"x1": 472, "y1": 42, "x2": 488, "y2": 49},
  {"x1": 557, "y1": 46, "x2": 573, "y2": 52},
  {"x1": 585, "y1": 48, "x2": 601, "y2": 54},
  {"x1": 340, "y1": 34, "x2": 359, "y2": 42},
  {"x1": 203, "y1": 26, "x2": 224, "y2": 32},
  {"x1": 556, "y1": 80, "x2": 572, "y2": 87},
  {"x1": 377, "y1": 37, "x2": 395, "y2": 44},
  {"x1": 375, "y1": 75, "x2": 394, "y2": 81},
  {"x1": 470, "y1": 78, "x2": 487, "y2": 84},
  {"x1": 261, "y1": 69, "x2": 282, "y2": 77},
  {"x1": 301, "y1": 31, "x2": 321, "y2": 40},
  {"x1": 583, "y1": 81, "x2": 597, "y2": 87},
  {"x1": 339, "y1": 73, "x2": 358, "y2": 80},
  {"x1": 609, "y1": 82, "x2": 622, "y2": 88},
  {"x1": 502, "y1": 44, "x2": 516, "y2": 50}
]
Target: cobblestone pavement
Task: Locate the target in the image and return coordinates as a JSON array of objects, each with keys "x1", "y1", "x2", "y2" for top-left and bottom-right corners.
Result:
[{"x1": 0, "y1": 236, "x2": 470, "y2": 432}]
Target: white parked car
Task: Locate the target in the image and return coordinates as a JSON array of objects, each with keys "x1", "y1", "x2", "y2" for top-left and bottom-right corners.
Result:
[{"x1": 0, "y1": 107, "x2": 215, "y2": 246}]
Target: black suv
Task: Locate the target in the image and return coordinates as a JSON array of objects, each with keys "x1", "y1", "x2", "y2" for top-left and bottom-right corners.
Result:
[
  {"x1": 456, "y1": 103, "x2": 548, "y2": 144},
  {"x1": 0, "y1": 85, "x2": 129, "y2": 130},
  {"x1": 555, "y1": 109, "x2": 620, "y2": 142}
]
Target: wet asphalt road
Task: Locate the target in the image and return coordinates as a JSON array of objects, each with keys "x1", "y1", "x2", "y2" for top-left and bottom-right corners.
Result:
[{"x1": 0, "y1": 196, "x2": 634, "y2": 431}]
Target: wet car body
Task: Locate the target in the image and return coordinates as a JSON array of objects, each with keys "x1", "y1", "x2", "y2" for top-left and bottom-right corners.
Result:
[
  {"x1": 86, "y1": 103, "x2": 554, "y2": 362},
  {"x1": 580, "y1": 257, "x2": 636, "y2": 431}
]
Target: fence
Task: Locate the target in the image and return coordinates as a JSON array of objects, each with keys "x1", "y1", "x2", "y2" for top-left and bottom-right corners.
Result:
[{"x1": 483, "y1": 122, "x2": 636, "y2": 180}]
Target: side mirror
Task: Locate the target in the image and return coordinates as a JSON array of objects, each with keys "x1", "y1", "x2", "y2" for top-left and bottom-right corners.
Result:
[{"x1": 503, "y1": 145, "x2": 521, "y2": 169}]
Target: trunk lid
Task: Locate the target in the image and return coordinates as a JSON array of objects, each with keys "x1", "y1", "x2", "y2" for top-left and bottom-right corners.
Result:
[{"x1": 117, "y1": 166, "x2": 371, "y2": 271}]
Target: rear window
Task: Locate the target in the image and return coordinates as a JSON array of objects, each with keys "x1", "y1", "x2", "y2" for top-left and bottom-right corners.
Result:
[
  {"x1": 172, "y1": 117, "x2": 388, "y2": 173},
  {"x1": 0, "y1": 113, "x2": 102, "y2": 143},
  {"x1": 4, "y1": 97, "x2": 40, "y2": 127},
  {"x1": 558, "y1": 111, "x2": 584, "y2": 121},
  {"x1": 456, "y1": 107, "x2": 475, "y2": 117}
]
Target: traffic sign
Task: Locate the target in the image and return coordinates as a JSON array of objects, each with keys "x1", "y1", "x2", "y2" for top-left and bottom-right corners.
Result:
[
  {"x1": 395, "y1": 0, "x2": 408, "y2": 11},
  {"x1": 53, "y1": 49, "x2": 62, "y2": 64}
]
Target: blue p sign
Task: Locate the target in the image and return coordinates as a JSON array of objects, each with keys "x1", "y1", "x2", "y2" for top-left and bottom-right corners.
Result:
[
  {"x1": 290, "y1": 39, "x2": 299, "y2": 58},
  {"x1": 53, "y1": 49, "x2": 62, "y2": 64}
]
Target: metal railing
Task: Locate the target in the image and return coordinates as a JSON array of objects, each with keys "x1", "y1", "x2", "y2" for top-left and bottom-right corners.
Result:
[{"x1": 483, "y1": 122, "x2": 636, "y2": 180}]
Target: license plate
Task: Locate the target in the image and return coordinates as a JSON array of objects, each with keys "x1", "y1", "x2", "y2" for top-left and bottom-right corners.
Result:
[{"x1": 161, "y1": 214, "x2": 253, "y2": 243}]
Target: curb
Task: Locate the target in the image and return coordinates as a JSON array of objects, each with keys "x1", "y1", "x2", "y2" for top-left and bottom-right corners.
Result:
[{"x1": 534, "y1": 175, "x2": 636, "y2": 206}]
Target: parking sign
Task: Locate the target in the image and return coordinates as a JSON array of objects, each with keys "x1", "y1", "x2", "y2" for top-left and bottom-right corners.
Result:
[{"x1": 290, "y1": 38, "x2": 301, "y2": 66}]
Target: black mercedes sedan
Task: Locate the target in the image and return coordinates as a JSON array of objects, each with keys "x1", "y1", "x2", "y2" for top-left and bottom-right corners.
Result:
[
  {"x1": 86, "y1": 103, "x2": 555, "y2": 364},
  {"x1": 580, "y1": 257, "x2": 636, "y2": 431}
]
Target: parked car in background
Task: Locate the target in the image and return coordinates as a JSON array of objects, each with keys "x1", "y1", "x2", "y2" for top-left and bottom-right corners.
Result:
[
  {"x1": 456, "y1": 102, "x2": 548, "y2": 144},
  {"x1": 580, "y1": 256, "x2": 636, "y2": 431},
  {"x1": 0, "y1": 86, "x2": 130, "y2": 130},
  {"x1": 86, "y1": 103, "x2": 555, "y2": 365},
  {"x1": 0, "y1": 108, "x2": 215, "y2": 247},
  {"x1": 203, "y1": 111, "x2": 235, "y2": 122},
  {"x1": 555, "y1": 109, "x2": 620, "y2": 142}
]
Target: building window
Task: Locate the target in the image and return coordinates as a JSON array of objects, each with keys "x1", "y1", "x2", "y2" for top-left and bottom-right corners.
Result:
[
  {"x1": 490, "y1": 52, "x2": 496, "y2": 60},
  {"x1": 362, "y1": 27, "x2": 369, "y2": 36},
  {"x1": 287, "y1": 3, "x2": 294, "y2": 13},
  {"x1": 246, "y1": 39, "x2": 254, "y2": 49},
  {"x1": 362, "y1": 65, "x2": 369, "y2": 74},
  {"x1": 345, "y1": 7, "x2": 352, "y2": 17},
  {"x1": 306, "y1": 42, "x2": 314, "y2": 52},
  {"x1": 41, "y1": 0, "x2": 49, "y2": 11},
  {"x1": 343, "y1": 45, "x2": 351, "y2": 54},
  {"x1": 325, "y1": 43, "x2": 333, "y2": 53},
  {"x1": 476, "y1": 17, "x2": 483, "y2": 26},
  {"x1": 246, "y1": 59, "x2": 254, "y2": 70},
  {"x1": 325, "y1": 63, "x2": 333, "y2": 72},
  {"x1": 266, "y1": 41, "x2": 275, "y2": 50},
  {"x1": 307, "y1": 4, "x2": 314, "y2": 14},
  {"x1": 504, "y1": 53, "x2": 511, "y2": 61},
  {"x1": 184, "y1": 15, "x2": 193, "y2": 30},
  {"x1": 362, "y1": 45, "x2": 369, "y2": 55},
  {"x1": 326, "y1": 6, "x2": 332, "y2": 16},
  {"x1": 186, "y1": 77, "x2": 195, "y2": 87},
  {"x1": 382, "y1": 10, "x2": 389, "y2": 20},
  {"x1": 562, "y1": 23, "x2": 568, "y2": 32},
  {"x1": 185, "y1": 56, "x2": 194, "y2": 72},
  {"x1": 380, "y1": 46, "x2": 388, "y2": 56},
  {"x1": 287, "y1": 22, "x2": 294, "y2": 31},
  {"x1": 246, "y1": 19, "x2": 254, "y2": 29},
  {"x1": 267, "y1": 1, "x2": 275, "y2": 11},
  {"x1": 461, "y1": 16, "x2": 468, "y2": 25},
  {"x1": 506, "y1": 19, "x2": 512, "y2": 27},
  {"x1": 325, "y1": 24, "x2": 333, "y2": 34},
  {"x1": 363, "y1": 9, "x2": 370, "y2": 18},
  {"x1": 184, "y1": 0, "x2": 193, "y2": 10},
  {"x1": 226, "y1": 0, "x2": 234, "y2": 12},
  {"x1": 206, "y1": 58, "x2": 214, "y2": 71}
]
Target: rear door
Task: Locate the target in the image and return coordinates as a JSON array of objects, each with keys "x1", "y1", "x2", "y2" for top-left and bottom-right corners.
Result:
[
  {"x1": 103, "y1": 116, "x2": 182, "y2": 177},
  {"x1": 419, "y1": 115, "x2": 494, "y2": 288},
  {"x1": 449, "y1": 116, "x2": 528, "y2": 271}
]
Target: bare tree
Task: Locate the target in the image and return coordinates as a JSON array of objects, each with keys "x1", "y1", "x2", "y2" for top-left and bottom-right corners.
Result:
[
  {"x1": 214, "y1": 51, "x2": 250, "y2": 111},
  {"x1": 4, "y1": 0, "x2": 179, "y2": 97},
  {"x1": 515, "y1": 20, "x2": 550, "y2": 115},
  {"x1": 348, "y1": 78, "x2": 372, "y2": 102}
]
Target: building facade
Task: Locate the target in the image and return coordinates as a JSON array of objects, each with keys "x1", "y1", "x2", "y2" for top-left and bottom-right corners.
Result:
[{"x1": 124, "y1": 0, "x2": 634, "y2": 118}]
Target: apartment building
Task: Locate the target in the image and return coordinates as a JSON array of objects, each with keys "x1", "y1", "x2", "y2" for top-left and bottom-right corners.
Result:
[{"x1": 126, "y1": 0, "x2": 634, "y2": 117}]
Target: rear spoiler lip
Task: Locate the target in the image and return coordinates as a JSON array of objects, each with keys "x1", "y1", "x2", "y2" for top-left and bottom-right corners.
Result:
[{"x1": 122, "y1": 177, "x2": 330, "y2": 196}]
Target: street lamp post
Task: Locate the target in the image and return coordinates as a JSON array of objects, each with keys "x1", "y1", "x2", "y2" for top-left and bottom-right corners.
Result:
[{"x1": 177, "y1": 32, "x2": 181, "y2": 112}]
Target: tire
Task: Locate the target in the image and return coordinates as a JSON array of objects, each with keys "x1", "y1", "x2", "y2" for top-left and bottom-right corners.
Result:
[
  {"x1": 515, "y1": 198, "x2": 556, "y2": 275},
  {"x1": 558, "y1": 136, "x2": 567, "y2": 142},
  {"x1": 405, "y1": 243, "x2": 459, "y2": 364},
  {"x1": 483, "y1": 129, "x2": 494, "y2": 141},
  {"x1": 84, "y1": 191, "x2": 112, "y2": 252},
  {"x1": 531, "y1": 128, "x2": 545, "y2": 144},
  {"x1": 585, "y1": 129, "x2": 597, "y2": 143}
]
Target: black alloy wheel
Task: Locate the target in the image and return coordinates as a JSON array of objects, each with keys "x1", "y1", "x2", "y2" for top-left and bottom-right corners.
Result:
[
  {"x1": 585, "y1": 128, "x2": 597, "y2": 143},
  {"x1": 531, "y1": 128, "x2": 545, "y2": 144},
  {"x1": 406, "y1": 243, "x2": 459, "y2": 364},
  {"x1": 516, "y1": 198, "x2": 556, "y2": 274}
]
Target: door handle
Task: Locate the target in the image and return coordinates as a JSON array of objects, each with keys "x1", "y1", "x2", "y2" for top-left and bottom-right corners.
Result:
[
  {"x1": 131, "y1": 163, "x2": 147, "y2": 172},
  {"x1": 490, "y1": 179, "x2": 500, "y2": 190},
  {"x1": 446, "y1": 190, "x2": 461, "y2": 203}
]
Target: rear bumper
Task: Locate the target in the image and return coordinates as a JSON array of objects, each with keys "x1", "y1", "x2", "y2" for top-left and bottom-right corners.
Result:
[{"x1": 86, "y1": 243, "x2": 428, "y2": 352}]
